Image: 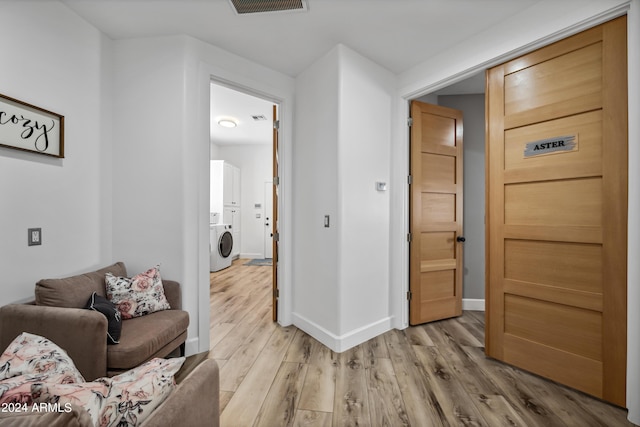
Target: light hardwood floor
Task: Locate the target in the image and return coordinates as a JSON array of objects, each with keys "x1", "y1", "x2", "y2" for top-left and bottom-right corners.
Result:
[{"x1": 208, "y1": 259, "x2": 634, "y2": 427}]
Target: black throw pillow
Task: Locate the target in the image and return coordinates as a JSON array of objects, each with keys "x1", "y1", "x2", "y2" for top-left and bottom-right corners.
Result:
[{"x1": 85, "y1": 292, "x2": 122, "y2": 345}]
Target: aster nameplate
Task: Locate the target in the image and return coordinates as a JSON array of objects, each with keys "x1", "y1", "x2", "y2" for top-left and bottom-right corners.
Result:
[{"x1": 524, "y1": 135, "x2": 577, "y2": 158}]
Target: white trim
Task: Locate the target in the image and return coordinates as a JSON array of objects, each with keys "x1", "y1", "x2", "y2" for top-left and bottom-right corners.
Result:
[
  {"x1": 627, "y1": 1, "x2": 640, "y2": 423},
  {"x1": 293, "y1": 312, "x2": 392, "y2": 353},
  {"x1": 462, "y1": 299, "x2": 485, "y2": 312},
  {"x1": 184, "y1": 337, "x2": 199, "y2": 357},
  {"x1": 196, "y1": 53, "x2": 295, "y2": 355},
  {"x1": 240, "y1": 253, "x2": 264, "y2": 259}
]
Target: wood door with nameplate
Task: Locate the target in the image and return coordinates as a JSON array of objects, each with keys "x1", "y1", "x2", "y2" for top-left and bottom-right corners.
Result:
[{"x1": 486, "y1": 16, "x2": 627, "y2": 406}]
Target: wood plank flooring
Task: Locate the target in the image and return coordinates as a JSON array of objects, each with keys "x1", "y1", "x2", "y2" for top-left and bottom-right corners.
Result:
[{"x1": 208, "y1": 259, "x2": 634, "y2": 427}]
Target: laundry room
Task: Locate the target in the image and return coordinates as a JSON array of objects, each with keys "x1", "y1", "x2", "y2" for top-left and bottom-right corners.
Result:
[{"x1": 209, "y1": 82, "x2": 276, "y2": 272}]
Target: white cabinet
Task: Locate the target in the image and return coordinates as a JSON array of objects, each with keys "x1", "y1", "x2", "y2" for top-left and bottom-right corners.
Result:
[
  {"x1": 211, "y1": 160, "x2": 241, "y2": 258},
  {"x1": 223, "y1": 163, "x2": 240, "y2": 206}
]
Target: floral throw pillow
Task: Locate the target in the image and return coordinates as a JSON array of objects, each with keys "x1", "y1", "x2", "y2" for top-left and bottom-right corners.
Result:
[
  {"x1": 0, "y1": 372, "x2": 77, "y2": 405},
  {"x1": 105, "y1": 266, "x2": 171, "y2": 319},
  {"x1": 0, "y1": 333, "x2": 84, "y2": 383},
  {"x1": 32, "y1": 357, "x2": 184, "y2": 427},
  {"x1": 0, "y1": 333, "x2": 84, "y2": 405}
]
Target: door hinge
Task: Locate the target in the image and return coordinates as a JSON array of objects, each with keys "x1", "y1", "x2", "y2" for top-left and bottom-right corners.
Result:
[
  {"x1": 274, "y1": 120, "x2": 280, "y2": 130},
  {"x1": 408, "y1": 117, "x2": 413, "y2": 127},
  {"x1": 273, "y1": 176, "x2": 280, "y2": 186},
  {"x1": 407, "y1": 233, "x2": 412, "y2": 242},
  {"x1": 274, "y1": 288, "x2": 279, "y2": 298},
  {"x1": 407, "y1": 291, "x2": 412, "y2": 301},
  {"x1": 273, "y1": 232, "x2": 280, "y2": 242},
  {"x1": 408, "y1": 175, "x2": 413, "y2": 185}
]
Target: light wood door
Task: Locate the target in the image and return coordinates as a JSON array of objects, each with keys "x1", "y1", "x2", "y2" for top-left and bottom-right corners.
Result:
[
  {"x1": 486, "y1": 16, "x2": 627, "y2": 406},
  {"x1": 272, "y1": 105, "x2": 279, "y2": 322},
  {"x1": 409, "y1": 101, "x2": 464, "y2": 325},
  {"x1": 264, "y1": 181, "x2": 273, "y2": 259}
]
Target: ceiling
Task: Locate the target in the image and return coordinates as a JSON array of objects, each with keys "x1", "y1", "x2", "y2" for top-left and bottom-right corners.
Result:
[
  {"x1": 210, "y1": 83, "x2": 275, "y2": 146},
  {"x1": 61, "y1": 0, "x2": 539, "y2": 145},
  {"x1": 61, "y1": 0, "x2": 542, "y2": 77}
]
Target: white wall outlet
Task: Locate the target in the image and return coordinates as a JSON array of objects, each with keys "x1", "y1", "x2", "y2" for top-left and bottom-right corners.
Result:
[{"x1": 28, "y1": 228, "x2": 42, "y2": 246}]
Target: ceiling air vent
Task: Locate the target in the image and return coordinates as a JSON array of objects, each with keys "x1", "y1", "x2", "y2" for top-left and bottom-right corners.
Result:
[{"x1": 228, "y1": 0, "x2": 308, "y2": 15}]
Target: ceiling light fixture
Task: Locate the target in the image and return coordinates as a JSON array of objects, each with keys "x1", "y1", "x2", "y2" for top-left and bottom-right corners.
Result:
[{"x1": 218, "y1": 119, "x2": 237, "y2": 128}]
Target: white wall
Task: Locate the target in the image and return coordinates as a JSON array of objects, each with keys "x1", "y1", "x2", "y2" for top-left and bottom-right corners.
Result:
[
  {"x1": 216, "y1": 145, "x2": 272, "y2": 258},
  {"x1": 293, "y1": 45, "x2": 394, "y2": 351},
  {"x1": 111, "y1": 34, "x2": 295, "y2": 355},
  {"x1": 293, "y1": 46, "x2": 341, "y2": 337},
  {"x1": 337, "y1": 46, "x2": 394, "y2": 340},
  {"x1": 437, "y1": 94, "x2": 485, "y2": 301},
  {"x1": 0, "y1": 2, "x2": 113, "y2": 305}
]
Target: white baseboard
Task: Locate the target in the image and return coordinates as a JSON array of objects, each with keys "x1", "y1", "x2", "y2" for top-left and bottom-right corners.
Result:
[
  {"x1": 462, "y1": 298, "x2": 485, "y2": 311},
  {"x1": 292, "y1": 312, "x2": 392, "y2": 353},
  {"x1": 240, "y1": 253, "x2": 263, "y2": 259},
  {"x1": 184, "y1": 337, "x2": 200, "y2": 356}
]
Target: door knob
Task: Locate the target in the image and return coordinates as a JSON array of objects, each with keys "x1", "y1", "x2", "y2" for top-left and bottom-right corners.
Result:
[{"x1": 456, "y1": 236, "x2": 466, "y2": 242}]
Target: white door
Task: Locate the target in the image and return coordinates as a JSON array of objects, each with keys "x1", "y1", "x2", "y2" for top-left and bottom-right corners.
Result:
[{"x1": 264, "y1": 181, "x2": 273, "y2": 259}]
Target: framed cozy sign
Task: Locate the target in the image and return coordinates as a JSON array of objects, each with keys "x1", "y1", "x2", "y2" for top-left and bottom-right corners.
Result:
[{"x1": 0, "y1": 93, "x2": 64, "y2": 158}]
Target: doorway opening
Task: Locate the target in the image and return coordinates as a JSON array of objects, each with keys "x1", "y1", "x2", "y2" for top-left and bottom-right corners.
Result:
[
  {"x1": 408, "y1": 71, "x2": 486, "y2": 324},
  {"x1": 208, "y1": 80, "x2": 280, "y2": 347}
]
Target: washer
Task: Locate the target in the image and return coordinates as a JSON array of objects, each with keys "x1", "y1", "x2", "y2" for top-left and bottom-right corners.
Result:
[{"x1": 210, "y1": 224, "x2": 233, "y2": 272}]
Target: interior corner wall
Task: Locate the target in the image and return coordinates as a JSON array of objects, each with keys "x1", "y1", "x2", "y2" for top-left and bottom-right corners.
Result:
[
  {"x1": 292, "y1": 46, "x2": 341, "y2": 338},
  {"x1": 112, "y1": 35, "x2": 193, "y2": 346},
  {"x1": 112, "y1": 36, "x2": 186, "y2": 280},
  {"x1": 336, "y1": 46, "x2": 394, "y2": 340},
  {"x1": 437, "y1": 94, "x2": 485, "y2": 301},
  {"x1": 0, "y1": 2, "x2": 113, "y2": 305},
  {"x1": 292, "y1": 45, "x2": 394, "y2": 352}
]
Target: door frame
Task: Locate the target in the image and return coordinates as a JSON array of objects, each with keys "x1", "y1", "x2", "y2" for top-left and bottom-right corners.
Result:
[
  {"x1": 397, "y1": 2, "x2": 631, "y2": 326},
  {"x1": 394, "y1": 3, "x2": 637, "y2": 413},
  {"x1": 202, "y1": 75, "x2": 292, "y2": 337}
]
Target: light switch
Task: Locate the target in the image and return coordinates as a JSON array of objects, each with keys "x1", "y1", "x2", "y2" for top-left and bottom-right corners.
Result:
[
  {"x1": 376, "y1": 182, "x2": 387, "y2": 191},
  {"x1": 324, "y1": 215, "x2": 330, "y2": 228}
]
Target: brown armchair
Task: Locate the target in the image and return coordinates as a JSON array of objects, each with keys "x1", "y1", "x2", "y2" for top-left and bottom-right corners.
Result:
[{"x1": 0, "y1": 262, "x2": 189, "y2": 381}]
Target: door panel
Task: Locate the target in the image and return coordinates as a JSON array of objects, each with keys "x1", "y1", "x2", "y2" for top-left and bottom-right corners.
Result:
[
  {"x1": 486, "y1": 16, "x2": 627, "y2": 406},
  {"x1": 504, "y1": 178, "x2": 603, "y2": 226},
  {"x1": 422, "y1": 193, "x2": 455, "y2": 223},
  {"x1": 410, "y1": 101, "x2": 463, "y2": 325},
  {"x1": 504, "y1": 111, "x2": 602, "y2": 175}
]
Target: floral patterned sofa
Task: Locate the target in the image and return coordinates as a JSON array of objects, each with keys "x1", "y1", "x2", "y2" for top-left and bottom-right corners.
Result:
[
  {"x1": 0, "y1": 262, "x2": 188, "y2": 380},
  {"x1": 0, "y1": 333, "x2": 219, "y2": 426}
]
